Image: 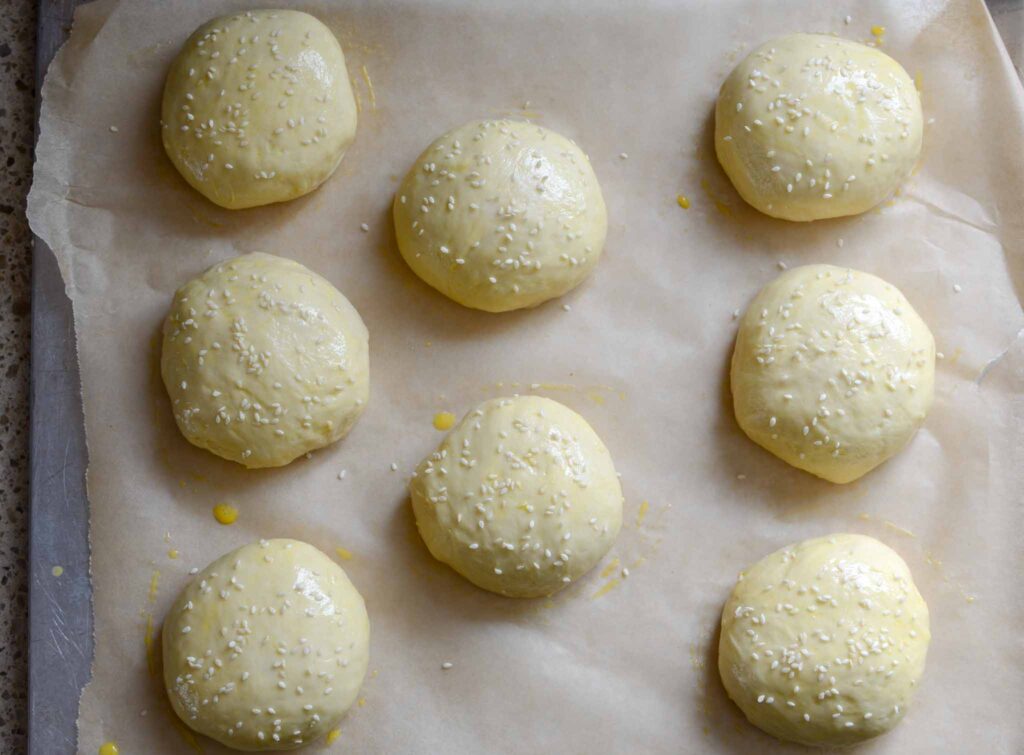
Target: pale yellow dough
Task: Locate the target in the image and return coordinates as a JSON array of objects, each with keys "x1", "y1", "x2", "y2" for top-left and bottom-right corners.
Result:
[
  {"x1": 731, "y1": 265, "x2": 934, "y2": 483},
  {"x1": 715, "y1": 33, "x2": 922, "y2": 221},
  {"x1": 410, "y1": 396, "x2": 623, "y2": 597},
  {"x1": 393, "y1": 119, "x2": 607, "y2": 312},
  {"x1": 162, "y1": 10, "x2": 357, "y2": 209},
  {"x1": 719, "y1": 534, "x2": 930, "y2": 747},
  {"x1": 161, "y1": 253, "x2": 369, "y2": 468},
  {"x1": 163, "y1": 539, "x2": 370, "y2": 751}
]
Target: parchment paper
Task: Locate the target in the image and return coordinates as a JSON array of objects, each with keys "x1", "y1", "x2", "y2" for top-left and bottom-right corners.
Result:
[{"x1": 27, "y1": 0, "x2": 1024, "y2": 752}]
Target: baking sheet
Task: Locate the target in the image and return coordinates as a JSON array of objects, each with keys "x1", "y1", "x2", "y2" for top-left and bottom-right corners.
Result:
[{"x1": 26, "y1": 0, "x2": 1024, "y2": 752}]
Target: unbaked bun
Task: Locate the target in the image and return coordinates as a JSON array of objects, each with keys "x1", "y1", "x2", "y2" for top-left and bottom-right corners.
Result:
[
  {"x1": 410, "y1": 396, "x2": 623, "y2": 597},
  {"x1": 163, "y1": 539, "x2": 369, "y2": 750},
  {"x1": 161, "y1": 252, "x2": 369, "y2": 468},
  {"x1": 719, "y1": 534, "x2": 930, "y2": 746},
  {"x1": 715, "y1": 33, "x2": 922, "y2": 221},
  {"x1": 162, "y1": 10, "x2": 357, "y2": 209},
  {"x1": 393, "y1": 119, "x2": 607, "y2": 312},
  {"x1": 731, "y1": 265, "x2": 934, "y2": 483}
]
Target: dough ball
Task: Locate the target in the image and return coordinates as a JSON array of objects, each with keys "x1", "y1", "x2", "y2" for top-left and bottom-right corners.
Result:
[
  {"x1": 393, "y1": 119, "x2": 607, "y2": 312},
  {"x1": 410, "y1": 396, "x2": 623, "y2": 597},
  {"x1": 162, "y1": 10, "x2": 357, "y2": 209},
  {"x1": 161, "y1": 252, "x2": 369, "y2": 468},
  {"x1": 715, "y1": 33, "x2": 922, "y2": 221},
  {"x1": 163, "y1": 539, "x2": 369, "y2": 750},
  {"x1": 731, "y1": 265, "x2": 934, "y2": 483},
  {"x1": 718, "y1": 534, "x2": 930, "y2": 746}
]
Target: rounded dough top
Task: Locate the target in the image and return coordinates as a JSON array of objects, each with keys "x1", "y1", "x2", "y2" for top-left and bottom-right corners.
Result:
[
  {"x1": 162, "y1": 539, "x2": 370, "y2": 751},
  {"x1": 715, "y1": 33, "x2": 922, "y2": 221},
  {"x1": 161, "y1": 252, "x2": 369, "y2": 469},
  {"x1": 718, "y1": 534, "x2": 930, "y2": 746},
  {"x1": 410, "y1": 396, "x2": 623, "y2": 597},
  {"x1": 162, "y1": 9, "x2": 357, "y2": 209},
  {"x1": 731, "y1": 265, "x2": 934, "y2": 484},
  {"x1": 393, "y1": 119, "x2": 607, "y2": 312}
]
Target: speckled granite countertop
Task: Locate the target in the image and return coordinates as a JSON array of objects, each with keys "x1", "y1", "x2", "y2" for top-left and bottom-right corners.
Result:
[
  {"x1": 1, "y1": 0, "x2": 35, "y2": 750},
  {"x1": 0, "y1": 1, "x2": 1020, "y2": 751}
]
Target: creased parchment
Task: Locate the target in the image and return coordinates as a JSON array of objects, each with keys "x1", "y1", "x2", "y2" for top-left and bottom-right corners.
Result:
[{"x1": 27, "y1": 0, "x2": 1024, "y2": 752}]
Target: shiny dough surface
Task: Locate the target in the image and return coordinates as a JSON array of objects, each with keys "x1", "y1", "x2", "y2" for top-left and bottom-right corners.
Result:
[
  {"x1": 731, "y1": 264, "x2": 934, "y2": 483},
  {"x1": 715, "y1": 33, "x2": 922, "y2": 221},
  {"x1": 161, "y1": 9, "x2": 357, "y2": 209},
  {"x1": 719, "y1": 534, "x2": 930, "y2": 746},
  {"x1": 393, "y1": 119, "x2": 607, "y2": 312},
  {"x1": 161, "y1": 252, "x2": 369, "y2": 468},
  {"x1": 410, "y1": 396, "x2": 623, "y2": 597},
  {"x1": 162, "y1": 539, "x2": 370, "y2": 751}
]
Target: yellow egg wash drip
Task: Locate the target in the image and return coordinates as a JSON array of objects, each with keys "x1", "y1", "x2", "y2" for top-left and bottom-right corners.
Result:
[
  {"x1": 168, "y1": 549, "x2": 179, "y2": 559},
  {"x1": 636, "y1": 500, "x2": 650, "y2": 526},
  {"x1": 699, "y1": 179, "x2": 731, "y2": 216},
  {"x1": 148, "y1": 570, "x2": 160, "y2": 603},
  {"x1": 144, "y1": 613, "x2": 158, "y2": 676},
  {"x1": 592, "y1": 578, "x2": 621, "y2": 599},
  {"x1": 883, "y1": 520, "x2": 916, "y2": 538},
  {"x1": 99, "y1": 743, "x2": 119, "y2": 755},
  {"x1": 335, "y1": 547, "x2": 354, "y2": 561},
  {"x1": 432, "y1": 411, "x2": 456, "y2": 431},
  {"x1": 326, "y1": 728, "x2": 342, "y2": 744},
  {"x1": 360, "y1": 64, "x2": 376, "y2": 110},
  {"x1": 51, "y1": 565, "x2": 64, "y2": 577},
  {"x1": 600, "y1": 558, "x2": 621, "y2": 578},
  {"x1": 676, "y1": 194, "x2": 690, "y2": 209},
  {"x1": 213, "y1": 503, "x2": 238, "y2": 525}
]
